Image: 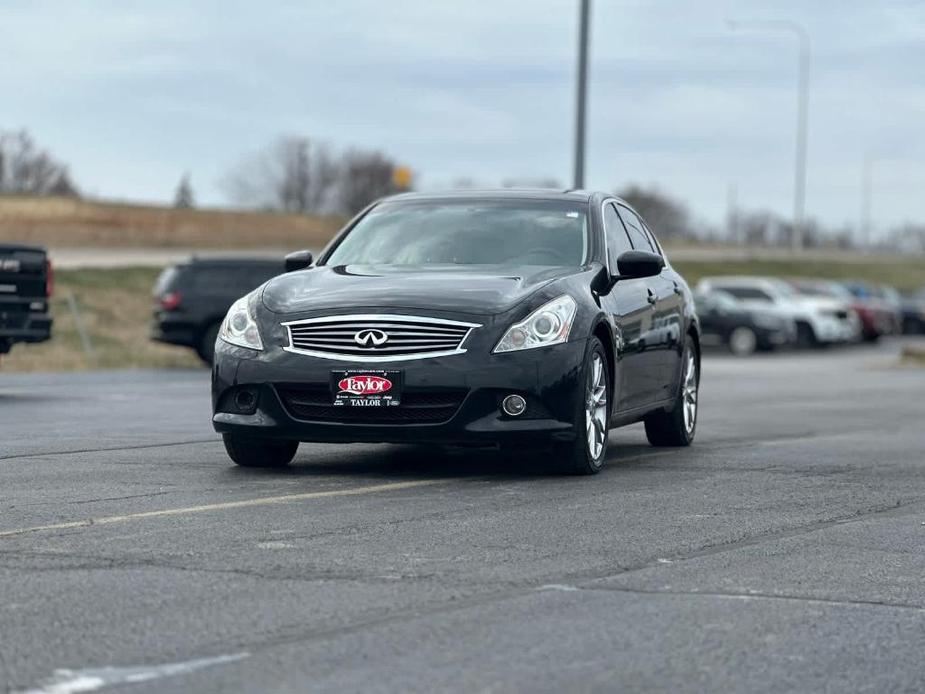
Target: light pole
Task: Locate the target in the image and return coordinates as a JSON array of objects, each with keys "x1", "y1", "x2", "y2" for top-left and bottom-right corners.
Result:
[
  {"x1": 728, "y1": 20, "x2": 811, "y2": 253},
  {"x1": 573, "y1": 0, "x2": 591, "y2": 189}
]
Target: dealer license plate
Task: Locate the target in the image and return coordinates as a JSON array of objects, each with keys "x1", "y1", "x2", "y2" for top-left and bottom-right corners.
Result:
[{"x1": 331, "y1": 370, "x2": 402, "y2": 407}]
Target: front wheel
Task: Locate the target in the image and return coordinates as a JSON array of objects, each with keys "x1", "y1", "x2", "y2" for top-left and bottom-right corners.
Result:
[
  {"x1": 223, "y1": 434, "x2": 298, "y2": 468},
  {"x1": 644, "y1": 335, "x2": 699, "y2": 447},
  {"x1": 552, "y1": 337, "x2": 611, "y2": 475}
]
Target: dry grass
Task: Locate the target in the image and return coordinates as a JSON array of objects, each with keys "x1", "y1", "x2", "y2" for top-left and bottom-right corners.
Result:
[
  {"x1": 0, "y1": 195, "x2": 344, "y2": 248},
  {"x1": 0, "y1": 267, "x2": 202, "y2": 372},
  {"x1": 901, "y1": 346, "x2": 925, "y2": 366}
]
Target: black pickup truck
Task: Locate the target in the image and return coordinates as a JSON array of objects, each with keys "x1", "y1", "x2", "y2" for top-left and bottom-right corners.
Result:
[{"x1": 0, "y1": 244, "x2": 53, "y2": 356}]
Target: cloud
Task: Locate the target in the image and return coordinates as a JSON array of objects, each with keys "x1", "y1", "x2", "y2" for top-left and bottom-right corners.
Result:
[{"x1": 1, "y1": 0, "x2": 922, "y2": 233}]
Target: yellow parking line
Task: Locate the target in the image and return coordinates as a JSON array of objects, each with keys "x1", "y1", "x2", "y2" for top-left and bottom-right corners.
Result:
[{"x1": 0, "y1": 479, "x2": 448, "y2": 539}]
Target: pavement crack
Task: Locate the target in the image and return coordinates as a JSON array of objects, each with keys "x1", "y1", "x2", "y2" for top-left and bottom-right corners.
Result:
[{"x1": 0, "y1": 438, "x2": 217, "y2": 462}]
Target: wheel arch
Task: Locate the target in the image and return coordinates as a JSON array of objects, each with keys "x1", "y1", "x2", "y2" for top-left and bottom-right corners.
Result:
[
  {"x1": 592, "y1": 319, "x2": 616, "y2": 407},
  {"x1": 687, "y1": 321, "x2": 702, "y2": 372}
]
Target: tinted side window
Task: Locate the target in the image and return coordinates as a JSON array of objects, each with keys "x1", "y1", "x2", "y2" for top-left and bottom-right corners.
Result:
[
  {"x1": 639, "y1": 220, "x2": 663, "y2": 256},
  {"x1": 603, "y1": 203, "x2": 633, "y2": 268},
  {"x1": 191, "y1": 266, "x2": 277, "y2": 292},
  {"x1": 616, "y1": 206, "x2": 655, "y2": 252}
]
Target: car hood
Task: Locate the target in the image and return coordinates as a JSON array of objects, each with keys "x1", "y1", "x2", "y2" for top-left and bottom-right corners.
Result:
[{"x1": 261, "y1": 264, "x2": 580, "y2": 316}]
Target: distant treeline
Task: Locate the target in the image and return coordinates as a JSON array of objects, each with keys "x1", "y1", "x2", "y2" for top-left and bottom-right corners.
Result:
[{"x1": 3, "y1": 127, "x2": 923, "y2": 253}]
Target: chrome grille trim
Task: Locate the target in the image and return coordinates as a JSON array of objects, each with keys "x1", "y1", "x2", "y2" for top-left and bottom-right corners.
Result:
[{"x1": 282, "y1": 314, "x2": 482, "y2": 362}]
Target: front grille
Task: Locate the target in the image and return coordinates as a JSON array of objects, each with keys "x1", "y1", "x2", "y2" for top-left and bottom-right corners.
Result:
[
  {"x1": 277, "y1": 385, "x2": 467, "y2": 424},
  {"x1": 282, "y1": 314, "x2": 481, "y2": 362}
]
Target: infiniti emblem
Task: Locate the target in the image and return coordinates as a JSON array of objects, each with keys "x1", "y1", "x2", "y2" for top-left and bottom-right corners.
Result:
[{"x1": 354, "y1": 329, "x2": 389, "y2": 347}]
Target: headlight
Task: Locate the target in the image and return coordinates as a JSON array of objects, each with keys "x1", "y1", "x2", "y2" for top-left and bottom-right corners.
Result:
[
  {"x1": 220, "y1": 295, "x2": 263, "y2": 351},
  {"x1": 494, "y1": 295, "x2": 577, "y2": 353}
]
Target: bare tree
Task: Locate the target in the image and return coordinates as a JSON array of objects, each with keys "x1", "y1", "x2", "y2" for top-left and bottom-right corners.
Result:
[
  {"x1": 0, "y1": 129, "x2": 78, "y2": 196},
  {"x1": 222, "y1": 136, "x2": 339, "y2": 213},
  {"x1": 616, "y1": 185, "x2": 691, "y2": 239},
  {"x1": 338, "y1": 149, "x2": 397, "y2": 215},
  {"x1": 48, "y1": 169, "x2": 79, "y2": 197},
  {"x1": 174, "y1": 173, "x2": 195, "y2": 209}
]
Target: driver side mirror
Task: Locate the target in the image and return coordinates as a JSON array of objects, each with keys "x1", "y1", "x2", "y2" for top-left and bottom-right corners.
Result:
[
  {"x1": 614, "y1": 250, "x2": 664, "y2": 281},
  {"x1": 284, "y1": 250, "x2": 314, "y2": 273}
]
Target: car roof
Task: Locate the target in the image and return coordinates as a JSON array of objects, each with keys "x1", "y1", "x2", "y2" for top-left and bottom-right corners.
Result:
[{"x1": 381, "y1": 188, "x2": 596, "y2": 203}]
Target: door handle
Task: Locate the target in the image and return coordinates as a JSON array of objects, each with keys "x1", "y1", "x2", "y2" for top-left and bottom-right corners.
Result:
[{"x1": 646, "y1": 288, "x2": 658, "y2": 305}]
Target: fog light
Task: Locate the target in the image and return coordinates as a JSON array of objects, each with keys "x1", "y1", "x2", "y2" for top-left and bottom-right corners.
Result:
[
  {"x1": 501, "y1": 394, "x2": 527, "y2": 417},
  {"x1": 234, "y1": 389, "x2": 257, "y2": 412}
]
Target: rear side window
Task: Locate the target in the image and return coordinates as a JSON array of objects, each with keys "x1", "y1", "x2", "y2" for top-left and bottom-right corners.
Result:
[
  {"x1": 191, "y1": 265, "x2": 280, "y2": 291},
  {"x1": 718, "y1": 286, "x2": 773, "y2": 302},
  {"x1": 154, "y1": 267, "x2": 181, "y2": 295},
  {"x1": 603, "y1": 203, "x2": 633, "y2": 269},
  {"x1": 616, "y1": 206, "x2": 655, "y2": 252}
]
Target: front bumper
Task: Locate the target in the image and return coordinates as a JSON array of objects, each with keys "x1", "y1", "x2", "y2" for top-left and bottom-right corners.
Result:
[{"x1": 212, "y1": 338, "x2": 588, "y2": 446}]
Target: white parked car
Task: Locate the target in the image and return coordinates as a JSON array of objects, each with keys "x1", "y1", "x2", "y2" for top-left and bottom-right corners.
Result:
[{"x1": 696, "y1": 276, "x2": 857, "y2": 347}]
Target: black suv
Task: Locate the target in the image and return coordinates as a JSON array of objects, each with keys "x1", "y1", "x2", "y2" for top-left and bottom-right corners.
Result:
[
  {"x1": 152, "y1": 257, "x2": 284, "y2": 364},
  {"x1": 0, "y1": 243, "x2": 53, "y2": 357}
]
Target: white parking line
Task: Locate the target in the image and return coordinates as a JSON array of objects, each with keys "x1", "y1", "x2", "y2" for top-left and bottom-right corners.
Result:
[{"x1": 0, "y1": 479, "x2": 450, "y2": 539}]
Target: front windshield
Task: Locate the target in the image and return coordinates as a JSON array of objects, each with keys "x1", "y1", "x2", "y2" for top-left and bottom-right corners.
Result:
[{"x1": 324, "y1": 200, "x2": 589, "y2": 267}]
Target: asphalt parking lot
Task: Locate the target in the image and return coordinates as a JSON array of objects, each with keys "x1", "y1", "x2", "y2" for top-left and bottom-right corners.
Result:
[{"x1": 2, "y1": 339, "x2": 925, "y2": 693}]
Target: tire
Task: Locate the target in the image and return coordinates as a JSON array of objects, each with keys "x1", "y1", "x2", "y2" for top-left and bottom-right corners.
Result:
[
  {"x1": 727, "y1": 326, "x2": 758, "y2": 356},
  {"x1": 223, "y1": 434, "x2": 298, "y2": 468},
  {"x1": 551, "y1": 337, "x2": 611, "y2": 475},
  {"x1": 795, "y1": 321, "x2": 819, "y2": 349},
  {"x1": 644, "y1": 335, "x2": 698, "y2": 447},
  {"x1": 197, "y1": 322, "x2": 221, "y2": 365}
]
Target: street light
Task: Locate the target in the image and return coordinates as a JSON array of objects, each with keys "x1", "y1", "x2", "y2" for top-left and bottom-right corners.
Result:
[
  {"x1": 573, "y1": 0, "x2": 591, "y2": 189},
  {"x1": 728, "y1": 19, "x2": 811, "y2": 253}
]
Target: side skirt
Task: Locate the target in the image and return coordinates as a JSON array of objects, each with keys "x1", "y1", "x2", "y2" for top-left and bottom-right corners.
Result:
[{"x1": 610, "y1": 397, "x2": 675, "y2": 428}]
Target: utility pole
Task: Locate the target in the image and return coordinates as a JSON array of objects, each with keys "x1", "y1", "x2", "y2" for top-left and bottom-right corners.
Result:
[
  {"x1": 573, "y1": 0, "x2": 591, "y2": 189},
  {"x1": 792, "y1": 23, "x2": 810, "y2": 254},
  {"x1": 728, "y1": 20, "x2": 811, "y2": 253},
  {"x1": 860, "y1": 155, "x2": 873, "y2": 249},
  {"x1": 727, "y1": 183, "x2": 741, "y2": 245}
]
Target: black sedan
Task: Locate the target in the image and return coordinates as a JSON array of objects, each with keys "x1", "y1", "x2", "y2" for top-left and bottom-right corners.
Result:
[
  {"x1": 695, "y1": 290, "x2": 796, "y2": 355},
  {"x1": 212, "y1": 190, "x2": 700, "y2": 474}
]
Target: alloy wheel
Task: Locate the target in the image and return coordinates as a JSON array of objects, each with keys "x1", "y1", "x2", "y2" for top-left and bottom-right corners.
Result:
[
  {"x1": 585, "y1": 353, "x2": 608, "y2": 460},
  {"x1": 682, "y1": 350, "x2": 698, "y2": 434},
  {"x1": 729, "y1": 326, "x2": 757, "y2": 356}
]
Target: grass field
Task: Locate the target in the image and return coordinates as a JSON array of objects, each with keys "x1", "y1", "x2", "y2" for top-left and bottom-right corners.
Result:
[
  {"x1": 0, "y1": 195, "x2": 344, "y2": 249},
  {"x1": 1, "y1": 257, "x2": 923, "y2": 373},
  {"x1": 0, "y1": 267, "x2": 202, "y2": 372}
]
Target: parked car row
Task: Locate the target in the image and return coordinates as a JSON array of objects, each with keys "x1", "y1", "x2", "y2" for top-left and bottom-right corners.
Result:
[{"x1": 695, "y1": 275, "x2": 917, "y2": 355}]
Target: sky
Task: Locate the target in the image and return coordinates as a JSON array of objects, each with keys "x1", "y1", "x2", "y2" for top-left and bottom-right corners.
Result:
[{"x1": 2, "y1": 0, "x2": 923, "y2": 236}]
